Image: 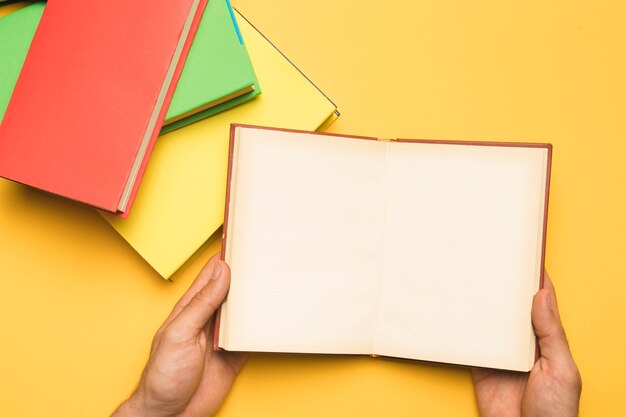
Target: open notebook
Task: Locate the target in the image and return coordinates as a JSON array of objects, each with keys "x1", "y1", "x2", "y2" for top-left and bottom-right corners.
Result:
[{"x1": 216, "y1": 125, "x2": 551, "y2": 372}]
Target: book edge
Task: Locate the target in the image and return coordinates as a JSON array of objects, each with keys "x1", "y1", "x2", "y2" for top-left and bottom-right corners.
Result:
[
  {"x1": 163, "y1": 84, "x2": 255, "y2": 126},
  {"x1": 117, "y1": 0, "x2": 209, "y2": 217},
  {"x1": 117, "y1": 0, "x2": 206, "y2": 213},
  {"x1": 213, "y1": 123, "x2": 239, "y2": 351}
]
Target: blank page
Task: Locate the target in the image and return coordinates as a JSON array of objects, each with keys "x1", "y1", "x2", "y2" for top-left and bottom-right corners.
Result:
[
  {"x1": 220, "y1": 128, "x2": 388, "y2": 353},
  {"x1": 373, "y1": 142, "x2": 548, "y2": 371}
]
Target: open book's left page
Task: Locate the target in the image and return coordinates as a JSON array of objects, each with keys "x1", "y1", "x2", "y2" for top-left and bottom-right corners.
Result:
[{"x1": 221, "y1": 127, "x2": 387, "y2": 353}]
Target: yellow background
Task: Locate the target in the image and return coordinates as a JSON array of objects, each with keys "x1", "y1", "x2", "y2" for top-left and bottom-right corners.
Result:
[{"x1": 0, "y1": 0, "x2": 624, "y2": 415}]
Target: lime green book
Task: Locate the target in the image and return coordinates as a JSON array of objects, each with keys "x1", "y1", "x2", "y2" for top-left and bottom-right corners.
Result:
[
  {"x1": 162, "y1": 0, "x2": 260, "y2": 133},
  {"x1": 0, "y1": 2, "x2": 44, "y2": 121},
  {"x1": 0, "y1": 0, "x2": 259, "y2": 131}
]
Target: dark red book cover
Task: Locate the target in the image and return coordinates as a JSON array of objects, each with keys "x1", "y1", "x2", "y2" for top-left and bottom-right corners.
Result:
[{"x1": 0, "y1": 0, "x2": 207, "y2": 215}]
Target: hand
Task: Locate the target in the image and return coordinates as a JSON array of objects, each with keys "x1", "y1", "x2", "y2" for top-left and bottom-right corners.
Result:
[
  {"x1": 471, "y1": 271, "x2": 582, "y2": 417},
  {"x1": 112, "y1": 254, "x2": 246, "y2": 417}
]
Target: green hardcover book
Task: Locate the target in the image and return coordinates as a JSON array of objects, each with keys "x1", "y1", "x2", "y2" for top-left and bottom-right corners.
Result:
[
  {"x1": 0, "y1": 2, "x2": 44, "y2": 121},
  {"x1": 0, "y1": 0, "x2": 260, "y2": 131},
  {"x1": 162, "y1": 0, "x2": 260, "y2": 134}
]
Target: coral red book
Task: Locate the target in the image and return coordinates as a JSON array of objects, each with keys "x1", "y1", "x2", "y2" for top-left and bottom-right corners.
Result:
[
  {"x1": 0, "y1": 0, "x2": 207, "y2": 215},
  {"x1": 215, "y1": 124, "x2": 551, "y2": 372}
]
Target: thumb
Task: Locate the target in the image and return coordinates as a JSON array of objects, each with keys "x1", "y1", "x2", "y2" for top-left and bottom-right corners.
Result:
[
  {"x1": 170, "y1": 260, "x2": 230, "y2": 334},
  {"x1": 532, "y1": 283, "x2": 572, "y2": 365}
]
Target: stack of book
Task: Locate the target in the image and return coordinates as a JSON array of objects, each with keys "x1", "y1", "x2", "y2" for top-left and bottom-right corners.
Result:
[
  {"x1": 0, "y1": 0, "x2": 338, "y2": 277},
  {"x1": 0, "y1": 1, "x2": 552, "y2": 372}
]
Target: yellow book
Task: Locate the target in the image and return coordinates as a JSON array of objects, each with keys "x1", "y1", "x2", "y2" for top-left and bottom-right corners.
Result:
[{"x1": 101, "y1": 11, "x2": 339, "y2": 278}]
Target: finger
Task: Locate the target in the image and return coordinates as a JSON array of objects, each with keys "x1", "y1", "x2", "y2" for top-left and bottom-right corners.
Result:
[
  {"x1": 543, "y1": 269, "x2": 557, "y2": 305},
  {"x1": 169, "y1": 260, "x2": 230, "y2": 335},
  {"x1": 532, "y1": 280, "x2": 572, "y2": 364},
  {"x1": 543, "y1": 269, "x2": 555, "y2": 291},
  {"x1": 541, "y1": 271, "x2": 562, "y2": 326},
  {"x1": 226, "y1": 351, "x2": 249, "y2": 375},
  {"x1": 162, "y1": 252, "x2": 222, "y2": 328},
  {"x1": 204, "y1": 317, "x2": 249, "y2": 374}
]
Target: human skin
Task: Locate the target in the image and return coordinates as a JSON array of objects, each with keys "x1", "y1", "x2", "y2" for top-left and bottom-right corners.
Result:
[
  {"x1": 113, "y1": 259, "x2": 581, "y2": 417},
  {"x1": 471, "y1": 272, "x2": 582, "y2": 417},
  {"x1": 112, "y1": 254, "x2": 246, "y2": 417}
]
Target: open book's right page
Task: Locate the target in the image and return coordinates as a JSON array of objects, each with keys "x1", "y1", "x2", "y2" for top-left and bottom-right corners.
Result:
[{"x1": 373, "y1": 141, "x2": 549, "y2": 371}]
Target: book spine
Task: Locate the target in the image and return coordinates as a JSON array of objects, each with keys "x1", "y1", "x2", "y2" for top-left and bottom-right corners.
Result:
[
  {"x1": 118, "y1": 0, "x2": 210, "y2": 217},
  {"x1": 212, "y1": 124, "x2": 239, "y2": 351}
]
